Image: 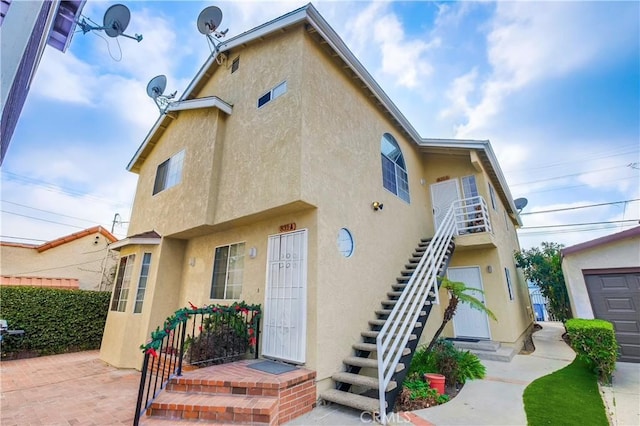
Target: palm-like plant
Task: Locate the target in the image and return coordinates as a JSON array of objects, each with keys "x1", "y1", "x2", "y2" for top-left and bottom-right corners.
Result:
[{"x1": 425, "y1": 277, "x2": 497, "y2": 353}]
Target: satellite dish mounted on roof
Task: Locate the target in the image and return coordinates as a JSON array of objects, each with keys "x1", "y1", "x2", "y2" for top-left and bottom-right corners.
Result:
[
  {"x1": 514, "y1": 197, "x2": 528, "y2": 213},
  {"x1": 77, "y1": 4, "x2": 143, "y2": 42},
  {"x1": 197, "y1": 6, "x2": 229, "y2": 58},
  {"x1": 146, "y1": 75, "x2": 177, "y2": 114}
]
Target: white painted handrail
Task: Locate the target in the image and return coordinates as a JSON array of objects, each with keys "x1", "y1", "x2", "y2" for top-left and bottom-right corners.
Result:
[
  {"x1": 453, "y1": 196, "x2": 492, "y2": 235},
  {"x1": 376, "y1": 204, "x2": 458, "y2": 423}
]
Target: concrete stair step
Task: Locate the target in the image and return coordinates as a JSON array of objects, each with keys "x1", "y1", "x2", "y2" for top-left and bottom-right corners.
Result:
[
  {"x1": 368, "y1": 319, "x2": 423, "y2": 329},
  {"x1": 147, "y1": 391, "x2": 277, "y2": 424},
  {"x1": 468, "y1": 346, "x2": 518, "y2": 362},
  {"x1": 320, "y1": 389, "x2": 381, "y2": 413},
  {"x1": 331, "y1": 372, "x2": 396, "y2": 392},
  {"x1": 353, "y1": 342, "x2": 412, "y2": 357},
  {"x1": 387, "y1": 291, "x2": 403, "y2": 298},
  {"x1": 360, "y1": 330, "x2": 417, "y2": 342},
  {"x1": 449, "y1": 339, "x2": 501, "y2": 352},
  {"x1": 343, "y1": 356, "x2": 405, "y2": 373}
]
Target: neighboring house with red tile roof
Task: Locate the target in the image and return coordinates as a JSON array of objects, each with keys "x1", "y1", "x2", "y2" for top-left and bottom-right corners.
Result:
[{"x1": 0, "y1": 226, "x2": 118, "y2": 291}]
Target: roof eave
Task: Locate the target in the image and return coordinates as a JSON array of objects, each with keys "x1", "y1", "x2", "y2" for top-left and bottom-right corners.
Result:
[{"x1": 109, "y1": 237, "x2": 162, "y2": 251}]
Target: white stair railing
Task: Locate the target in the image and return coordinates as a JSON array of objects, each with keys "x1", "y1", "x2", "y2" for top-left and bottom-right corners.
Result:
[{"x1": 376, "y1": 204, "x2": 458, "y2": 424}]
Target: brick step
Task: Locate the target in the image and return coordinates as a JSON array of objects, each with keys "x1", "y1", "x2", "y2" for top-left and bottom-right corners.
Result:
[{"x1": 147, "y1": 392, "x2": 277, "y2": 424}]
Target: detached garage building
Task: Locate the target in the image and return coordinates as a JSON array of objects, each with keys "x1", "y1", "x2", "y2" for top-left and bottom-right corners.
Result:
[{"x1": 562, "y1": 226, "x2": 640, "y2": 363}]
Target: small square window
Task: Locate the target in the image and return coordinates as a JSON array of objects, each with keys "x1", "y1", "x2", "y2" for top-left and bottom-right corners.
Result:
[
  {"x1": 231, "y1": 57, "x2": 239, "y2": 73},
  {"x1": 258, "y1": 92, "x2": 271, "y2": 108}
]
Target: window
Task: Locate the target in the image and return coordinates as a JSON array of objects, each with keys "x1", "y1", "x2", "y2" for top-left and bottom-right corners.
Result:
[
  {"x1": 337, "y1": 228, "x2": 354, "y2": 258},
  {"x1": 231, "y1": 57, "x2": 239, "y2": 73},
  {"x1": 210, "y1": 243, "x2": 245, "y2": 299},
  {"x1": 461, "y1": 175, "x2": 478, "y2": 199},
  {"x1": 257, "y1": 81, "x2": 287, "y2": 108},
  {"x1": 488, "y1": 182, "x2": 497, "y2": 211},
  {"x1": 133, "y1": 253, "x2": 152, "y2": 313},
  {"x1": 111, "y1": 254, "x2": 136, "y2": 312},
  {"x1": 153, "y1": 150, "x2": 185, "y2": 195},
  {"x1": 381, "y1": 133, "x2": 410, "y2": 202},
  {"x1": 505, "y1": 268, "x2": 514, "y2": 301}
]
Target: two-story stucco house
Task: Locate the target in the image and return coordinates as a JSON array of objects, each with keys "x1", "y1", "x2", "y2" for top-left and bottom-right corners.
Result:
[{"x1": 101, "y1": 4, "x2": 533, "y2": 416}]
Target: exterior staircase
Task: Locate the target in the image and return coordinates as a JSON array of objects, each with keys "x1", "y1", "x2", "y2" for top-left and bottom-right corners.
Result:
[{"x1": 320, "y1": 235, "x2": 456, "y2": 420}]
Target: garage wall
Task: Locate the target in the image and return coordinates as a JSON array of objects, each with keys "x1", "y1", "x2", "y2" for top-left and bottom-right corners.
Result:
[{"x1": 562, "y1": 235, "x2": 640, "y2": 318}]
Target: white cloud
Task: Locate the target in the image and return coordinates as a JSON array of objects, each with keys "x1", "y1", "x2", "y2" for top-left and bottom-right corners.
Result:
[
  {"x1": 31, "y1": 50, "x2": 98, "y2": 105},
  {"x1": 453, "y1": 1, "x2": 639, "y2": 138}
]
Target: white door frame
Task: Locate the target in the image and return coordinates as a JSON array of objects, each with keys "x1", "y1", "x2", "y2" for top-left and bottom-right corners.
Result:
[
  {"x1": 430, "y1": 179, "x2": 460, "y2": 230},
  {"x1": 262, "y1": 229, "x2": 307, "y2": 364},
  {"x1": 449, "y1": 266, "x2": 491, "y2": 340}
]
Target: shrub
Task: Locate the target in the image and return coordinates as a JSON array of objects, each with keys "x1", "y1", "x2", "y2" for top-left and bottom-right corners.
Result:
[
  {"x1": 565, "y1": 318, "x2": 618, "y2": 383},
  {"x1": 0, "y1": 286, "x2": 110, "y2": 357},
  {"x1": 408, "y1": 339, "x2": 486, "y2": 386}
]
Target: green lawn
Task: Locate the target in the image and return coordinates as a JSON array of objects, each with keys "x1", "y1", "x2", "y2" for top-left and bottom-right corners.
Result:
[{"x1": 523, "y1": 357, "x2": 608, "y2": 426}]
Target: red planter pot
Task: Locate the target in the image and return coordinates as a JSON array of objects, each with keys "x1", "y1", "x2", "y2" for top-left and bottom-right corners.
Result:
[{"x1": 424, "y1": 373, "x2": 446, "y2": 395}]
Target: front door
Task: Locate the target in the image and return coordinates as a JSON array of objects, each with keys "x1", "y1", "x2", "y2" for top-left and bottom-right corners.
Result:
[
  {"x1": 449, "y1": 267, "x2": 491, "y2": 339},
  {"x1": 431, "y1": 179, "x2": 460, "y2": 229},
  {"x1": 262, "y1": 229, "x2": 307, "y2": 364}
]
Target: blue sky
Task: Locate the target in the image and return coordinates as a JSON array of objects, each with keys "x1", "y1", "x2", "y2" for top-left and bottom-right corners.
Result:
[{"x1": 2, "y1": 0, "x2": 639, "y2": 249}]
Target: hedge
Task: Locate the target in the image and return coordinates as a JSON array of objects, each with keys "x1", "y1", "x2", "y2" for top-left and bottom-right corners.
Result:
[
  {"x1": 0, "y1": 286, "x2": 111, "y2": 358},
  {"x1": 565, "y1": 318, "x2": 618, "y2": 383}
]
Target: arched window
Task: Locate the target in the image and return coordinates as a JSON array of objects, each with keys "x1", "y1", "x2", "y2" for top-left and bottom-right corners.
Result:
[{"x1": 381, "y1": 133, "x2": 410, "y2": 202}]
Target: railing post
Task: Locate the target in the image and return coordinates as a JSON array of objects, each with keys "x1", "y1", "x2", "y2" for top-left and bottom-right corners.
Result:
[
  {"x1": 177, "y1": 319, "x2": 187, "y2": 377},
  {"x1": 134, "y1": 353, "x2": 151, "y2": 426}
]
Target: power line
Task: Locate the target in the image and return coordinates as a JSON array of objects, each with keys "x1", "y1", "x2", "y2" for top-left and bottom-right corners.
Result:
[
  {"x1": 518, "y1": 223, "x2": 634, "y2": 237},
  {"x1": 8, "y1": 258, "x2": 104, "y2": 276},
  {"x1": 1, "y1": 200, "x2": 101, "y2": 224},
  {"x1": 521, "y1": 175, "x2": 636, "y2": 195},
  {"x1": 520, "y1": 199, "x2": 640, "y2": 215},
  {"x1": 520, "y1": 219, "x2": 638, "y2": 230},
  {"x1": 510, "y1": 164, "x2": 631, "y2": 186},
  {"x1": 1, "y1": 210, "x2": 86, "y2": 229},
  {"x1": 0, "y1": 235, "x2": 48, "y2": 242}
]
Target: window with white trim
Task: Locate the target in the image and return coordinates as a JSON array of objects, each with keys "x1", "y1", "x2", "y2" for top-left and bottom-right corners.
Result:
[
  {"x1": 210, "y1": 242, "x2": 245, "y2": 299},
  {"x1": 381, "y1": 133, "x2": 410, "y2": 202},
  {"x1": 488, "y1": 182, "x2": 497, "y2": 211},
  {"x1": 505, "y1": 267, "x2": 514, "y2": 301},
  {"x1": 111, "y1": 254, "x2": 136, "y2": 312},
  {"x1": 153, "y1": 150, "x2": 185, "y2": 195},
  {"x1": 133, "y1": 253, "x2": 152, "y2": 313},
  {"x1": 258, "y1": 81, "x2": 287, "y2": 108}
]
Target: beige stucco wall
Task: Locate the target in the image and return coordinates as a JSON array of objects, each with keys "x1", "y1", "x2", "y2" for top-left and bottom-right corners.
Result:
[
  {"x1": 103, "y1": 26, "x2": 531, "y2": 375},
  {"x1": 1, "y1": 234, "x2": 117, "y2": 290},
  {"x1": 562, "y1": 236, "x2": 640, "y2": 319}
]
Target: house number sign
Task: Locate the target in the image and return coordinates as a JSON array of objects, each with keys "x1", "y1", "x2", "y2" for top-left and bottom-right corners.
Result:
[
  {"x1": 436, "y1": 175, "x2": 450, "y2": 182},
  {"x1": 279, "y1": 223, "x2": 297, "y2": 232}
]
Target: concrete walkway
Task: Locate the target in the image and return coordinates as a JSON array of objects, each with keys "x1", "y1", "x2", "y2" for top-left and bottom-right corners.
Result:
[{"x1": 1, "y1": 324, "x2": 638, "y2": 425}]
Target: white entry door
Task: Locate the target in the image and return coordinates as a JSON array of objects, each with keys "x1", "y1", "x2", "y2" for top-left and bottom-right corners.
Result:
[
  {"x1": 449, "y1": 267, "x2": 491, "y2": 339},
  {"x1": 430, "y1": 180, "x2": 460, "y2": 229},
  {"x1": 262, "y1": 230, "x2": 307, "y2": 364}
]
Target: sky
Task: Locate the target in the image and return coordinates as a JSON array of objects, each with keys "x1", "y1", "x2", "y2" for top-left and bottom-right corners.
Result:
[{"x1": 1, "y1": 0, "x2": 639, "y2": 250}]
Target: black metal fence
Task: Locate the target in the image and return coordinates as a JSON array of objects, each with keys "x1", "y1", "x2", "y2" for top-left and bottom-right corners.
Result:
[{"x1": 134, "y1": 302, "x2": 261, "y2": 425}]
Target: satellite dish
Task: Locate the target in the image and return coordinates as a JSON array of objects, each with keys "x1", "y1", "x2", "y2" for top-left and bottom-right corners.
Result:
[
  {"x1": 146, "y1": 75, "x2": 177, "y2": 114},
  {"x1": 197, "y1": 6, "x2": 223, "y2": 35},
  {"x1": 76, "y1": 4, "x2": 142, "y2": 43},
  {"x1": 146, "y1": 75, "x2": 167, "y2": 99},
  {"x1": 514, "y1": 197, "x2": 528, "y2": 211},
  {"x1": 103, "y1": 4, "x2": 131, "y2": 38}
]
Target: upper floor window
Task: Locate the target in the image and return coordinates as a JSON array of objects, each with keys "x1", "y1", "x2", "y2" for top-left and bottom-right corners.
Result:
[
  {"x1": 381, "y1": 133, "x2": 410, "y2": 202},
  {"x1": 153, "y1": 149, "x2": 185, "y2": 195},
  {"x1": 210, "y1": 242, "x2": 245, "y2": 299},
  {"x1": 488, "y1": 182, "x2": 497, "y2": 211},
  {"x1": 111, "y1": 254, "x2": 136, "y2": 312},
  {"x1": 133, "y1": 253, "x2": 152, "y2": 314},
  {"x1": 258, "y1": 81, "x2": 287, "y2": 108},
  {"x1": 505, "y1": 267, "x2": 514, "y2": 301},
  {"x1": 461, "y1": 175, "x2": 478, "y2": 199}
]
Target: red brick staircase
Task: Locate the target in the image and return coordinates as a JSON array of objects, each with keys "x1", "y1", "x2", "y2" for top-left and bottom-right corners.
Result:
[{"x1": 140, "y1": 360, "x2": 316, "y2": 425}]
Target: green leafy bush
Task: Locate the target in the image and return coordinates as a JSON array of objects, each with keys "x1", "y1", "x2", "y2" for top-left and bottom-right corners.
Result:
[
  {"x1": 565, "y1": 318, "x2": 618, "y2": 383},
  {"x1": 0, "y1": 286, "x2": 110, "y2": 357},
  {"x1": 408, "y1": 339, "x2": 486, "y2": 385}
]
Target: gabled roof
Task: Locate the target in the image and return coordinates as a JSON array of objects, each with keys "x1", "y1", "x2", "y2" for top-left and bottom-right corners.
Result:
[
  {"x1": 109, "y1": 230, "x2": 161, "y2": 251},
  {"x1": 562, "y1": 226, "x2": 640, "y2": 257},
  {"x1": 127, "y1": 3, "x2": 520, "y2": 222},
  {"x1": 0, "y1": 226, "x2": 117, "y2": 252}
]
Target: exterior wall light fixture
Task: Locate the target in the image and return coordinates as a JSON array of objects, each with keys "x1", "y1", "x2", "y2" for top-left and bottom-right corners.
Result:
[{"x1": 372, "y1": 201, "x2": 384, "y2": 211}]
